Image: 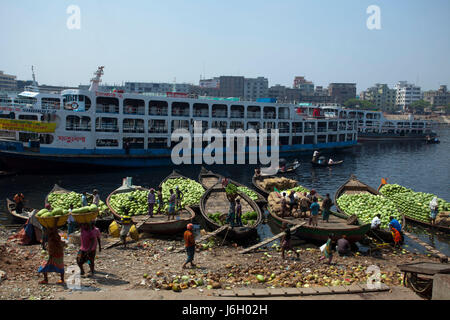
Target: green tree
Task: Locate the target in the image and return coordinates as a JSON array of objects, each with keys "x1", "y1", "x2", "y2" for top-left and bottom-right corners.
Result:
[
  {"x1": 409, "y1": 100, "x2": 430, "y2": 113},
  {"x1": 343, "y1": 98, "x2": 378, "y2": 110}
]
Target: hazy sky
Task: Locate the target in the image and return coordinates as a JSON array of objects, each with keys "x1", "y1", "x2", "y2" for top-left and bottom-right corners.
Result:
[{"x1": 1, "y1": 0, "x2": 449, "y2": 92}]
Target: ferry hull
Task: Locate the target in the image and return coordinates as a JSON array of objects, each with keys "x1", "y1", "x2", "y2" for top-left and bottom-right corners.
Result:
[
  {"x1": 358, "y1": 132, "x2": 436, "y2": 142},
  {"x1": 0, "y1": 141, "x2": 356, "y2": 170}
]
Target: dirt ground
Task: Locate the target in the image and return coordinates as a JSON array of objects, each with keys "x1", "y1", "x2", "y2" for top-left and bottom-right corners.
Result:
[{"x1": 0, "y1": 225, "x2": 440, "y2": 300}]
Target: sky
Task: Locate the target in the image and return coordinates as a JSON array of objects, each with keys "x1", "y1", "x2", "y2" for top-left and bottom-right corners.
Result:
[{"x1": 0, "y1": 0, "x2": 449, "y2": 92}]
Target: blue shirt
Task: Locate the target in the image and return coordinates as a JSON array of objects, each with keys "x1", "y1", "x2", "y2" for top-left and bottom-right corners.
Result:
[
  {"x1": 310, "y1": 202, "x2": 320, "y2": 216},
  {"x1": 389, "y1": 219, "x2": 402, "y2": 232},
  {"x1": 81, "y1": 195, "x2": 88, "y2": 206}
]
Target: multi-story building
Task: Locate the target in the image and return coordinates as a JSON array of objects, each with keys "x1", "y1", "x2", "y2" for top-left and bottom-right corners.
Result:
[
  {"x1": 244, "y1": 77, "x2": 268, "y2": 101},
  {"x1": 125, "y1": 82, "x2": 192, "y2": 94},
  {"x1": 293, "y1": 76, "x2": 314, "y2": 94},
  {"x1": 0, "y1": 71, "x2": 17, "y2": 92},
  {"x1": 218, "y1": 76, "x2": 244, "y2": 98},
  {"x1": 360, "y1": 83, "x2": 396, "y2": 111},
  {"x1": 424, "y1": 85, "x2": 449, "y2": 107},
  {"x1": 394, "y1": 81, "x2": 422, "y2": 110},
  {"x1": 189, "y1": 85, "x2": 220, "y2": 97},
  {"x1": 328, "y1": 83, "x2": 356, "y2": 104}
]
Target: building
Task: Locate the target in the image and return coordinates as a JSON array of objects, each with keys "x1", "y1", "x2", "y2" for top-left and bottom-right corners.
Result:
[
  {"x1": 244, "y1": 77, "x2": 268, "y2": 101},
  {"x1": 360, "y1": 83, "x2": 396, "y2": 111},
  {"x1": 268, "y1": 84, "x2": 286, "y2": 101},
  {"x1": 293, "y1": 76, "x2": 314, "y2": 94},
  {"x1": 218, "y1": 76, "x2": 244, "y2": 98},
  {"x1": 394, "y1": 81, "x2": 422, "y2": 110},
  {"x1": 189, "y1": 85, "x2": 220, "y2": 97},
  {"x1": 328, "y1": 83, "x2": 356, "y2": 104},
  {"x1": 199, "y1": 78, "x2": 220, "y2": 88},
  {"x1": 124, "y1": 82, "x2": 193, "y2": 94},
  {"x1": 16, "y1": 80, "x2": 34, "y2": 92},
  {"x1": 0, "y1": 71, "x2": 17, "y2": 91},
  {"x1": 424, "y1": 85, "x2": 449, "y2": 108}
]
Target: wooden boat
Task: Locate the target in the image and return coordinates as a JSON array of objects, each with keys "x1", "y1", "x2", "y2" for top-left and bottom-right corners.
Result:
[
  {"x1": 311, "y1": 160, "x2": 344, "y2": 167},
  {"x1": 45, "y1": 184, "x2": 114, "y2": 231},
  {"x1": 199, "y1": 183, "x2": 263, "y2": 240},
  {"x1": 267, "y1": 198, "x2": 370, "y2": 243},
  {"x1": 6, "y1": 198, "x2": 35, "y2": 222},
  {"x1": 0, "y1": 171, "x2": 16, "y2": 178},
  {"x1": 377, "y1": 179, "x2": 450, "y2": 234},
  {"x1": 106, "y1": 181, "x2": 195, "y2": 235},
  {"x1": 334, "y1": 175, "x2": 395, "y2": 243},
  {"x1": 260, "y1": 160, "x2": 300, "y2": 176},
  {"x1": 252, "y1": 175, "x2": 303, "y2": 198},
  {"x1": 198, "y1": 167, "x2": 266, "y2": 204},
  {"x1": 159, "y1": 170, "x2": 202, "y2": 209}
]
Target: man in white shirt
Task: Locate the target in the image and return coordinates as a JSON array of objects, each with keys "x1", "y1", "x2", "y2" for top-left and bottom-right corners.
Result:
[{"x1": 371, "y1": 214, "x2": 381, "y2": 230}]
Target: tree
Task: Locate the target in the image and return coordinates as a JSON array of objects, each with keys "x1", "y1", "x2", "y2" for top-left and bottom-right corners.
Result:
[
  {"x1": 343, "y1": 98, "x2": 378, "y2": 110},
  {"x1": 409, "y1": 100, "x2": 430, "y2": 113}
]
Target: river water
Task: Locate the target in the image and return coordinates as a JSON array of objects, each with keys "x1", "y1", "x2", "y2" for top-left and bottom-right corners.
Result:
[{"x1": 1, "y1": 127, "x2": 449, "y2": 255}]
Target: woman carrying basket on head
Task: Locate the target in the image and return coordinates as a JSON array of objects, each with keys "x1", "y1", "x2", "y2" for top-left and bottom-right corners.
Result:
[{"x1": 38, "y1": 227, "x2": 65, "y2": 284}]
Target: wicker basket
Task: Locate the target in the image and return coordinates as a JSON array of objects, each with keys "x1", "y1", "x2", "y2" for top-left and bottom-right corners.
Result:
[
  {"x1": 37, "y1": 215, "x2": 69, "y2": 228},
  {"x1": 72, "y1": 211, "x2": 98, "y2": 224}
]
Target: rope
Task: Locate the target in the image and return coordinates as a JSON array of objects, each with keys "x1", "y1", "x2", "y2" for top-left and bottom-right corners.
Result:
[{"x1": 406, "y1": 273, "x2": 433, "y2": 295}]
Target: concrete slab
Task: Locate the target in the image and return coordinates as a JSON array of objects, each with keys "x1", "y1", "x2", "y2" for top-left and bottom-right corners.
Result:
[
  {"x1": 234, "y1": 289, "x2": 254, "y2": 297},
  {"x1": 266, "y1": 288, "x2": 286, "y2": 296},
  {"x1": 298, "y1": 287, "x2": 319, "y2": 296},
  {"x1": 251, "y1": 288, "x2": 272, "y2": 296},
  {"x1": 284, "y1": 288, "x2": 302, "y2": 296},
  {"x1": 328, "y1": 286, "x2": 350, "y2": 294},
  {"x1": 314, "y1": 286, "x2": 333, "y2": 295},
  {"x1": 345, "y1": 284, "x2": 365, "y2": 293}
]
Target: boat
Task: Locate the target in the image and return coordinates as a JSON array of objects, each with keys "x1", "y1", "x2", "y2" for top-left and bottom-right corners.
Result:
[
  {"x1": 0, "y1": 171, "x2": 16, "y2": 178},
  {"x1": 377, "y1": 179, "x2": 450, "y2": 234},
  {"x1": 159, "y1": 170, "x2": 203, "y2": 209},
  {"x1": 251, "y1": 174, "x2": 305, "y2": 198},
  {"x1": 199, "y1": 183, "x2": 263, "y2": 241},
  {"x1": 106, "y1": 180, "x2": 195, "y2": 235},
  {"x1": 334, "y1": 175, "x2": 394, "y2": 243},
  {"x1": 45, "y1": 184, "x2": 114, "y2": 231},
  {"x1": 6, "y1": 198, "x2": 35, "y2": 222},
  {"x1": 426, "y1": 138, "x2": 440, "y2": 144},
  {"x1": 311, "y1": 159, "x2": 344, "y2": 167},
  {"x1": 267, "y1": 197, "x2": 371, "y2": 243},
  {"x1": 320, "y1": 105, "x2": 437, "y2": 142},
  {"x1": 0, "y1": 67, "x2": 360, "y2": 171},
  {"x1": 198, "y1": 167, "x2": 266, "y2": 204}
]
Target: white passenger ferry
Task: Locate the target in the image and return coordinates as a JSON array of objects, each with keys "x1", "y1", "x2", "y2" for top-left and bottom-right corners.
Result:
[
  {"x1": 321, "y1": 106, "x2": 436, "y2": 141},
  {"x1": 0, "y1": 67, "x2": 358, "y2": 169}
]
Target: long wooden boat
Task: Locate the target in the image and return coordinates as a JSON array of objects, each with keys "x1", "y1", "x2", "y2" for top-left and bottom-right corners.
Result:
[
  {"x1": 311, "y1": 160, "x2": 344, "y2": 167},
  {"x1": 378, "y1": 180, "x2": 450, "y2": 234},
  {"x1": 198, "y1": 167, "x2": 266, "y2": 204},
  {"x1": 267, "y1": 197, "x2": 371, "y2": 243},
  {"x1": 334, "y1": 175, "x2": 394, "y2": 243},
  {"x1": 6, "y1": 198, "x2": 35, "y2": 222},
  {"x1": 159, "y1": 170, "x2": 202, "y2": 209},
  {"x1": 252, "y1": 175, "x2": 304, "y2": 198},
  {"x1": 106, "y1": 182, "x2": 195, "y2": 235},
  {"x1": 45, "y1": 184, "x2": 114, "y2": 231},
  {"x1": 199, "y1": 183, "x2": 263, "y2": 241}
]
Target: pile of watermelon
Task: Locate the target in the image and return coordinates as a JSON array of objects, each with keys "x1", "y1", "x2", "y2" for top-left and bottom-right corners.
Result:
[{"x1": 379, "y1": 184, "x2": 450, "y2": 223}]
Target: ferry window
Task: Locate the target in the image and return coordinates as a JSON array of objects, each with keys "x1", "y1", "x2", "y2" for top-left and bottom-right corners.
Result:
[
  {"x1": 328, "y1": 135, "x2": 337, "y2": 142},
  {"x1": 230, "y1": 105, "x2": 244, "y2": 118},
  {"x1": 263, "y1": 107, "x2": 276, "y2": 119},
  {"x1": 149, "y1": 100, "x2": 168, "y2": 116},
  {"x1": 96, "y1": 97, "x2": 119, "y2": 114},
  {"x1": 124, "y1": 99, "x2": 145, "y2": 115},
  {"x1": 19, "y1": 115, "x2": 38, "y2": 120},
  {"x1": 0, "y1": 112, "x2": 15, "y2": 119},
  {"x1": 230, "y1": 121, "x2": 244, "y2": 130},
  {"x1": 292, "y1": 136, "x2": 302, "y2": 144},
  {"x1": 278, "y1": 107, "x2": 289, "y2": 120},
  {"x1": 211, "y1": 104, "x2": 227, "y2": 118},
  {"x1": 172, "y1": 102, "x2": 190, "y2": 117},
  {"x1": 42, "y1": 98, "x2": 61, "y2": 110},
  {"x1": 148, "y1": 138, "x2": 168, "y2": 149},
  {"x1": 317, "y1": 135, "x2": 327, "y2": 143},
  {"x1": 279, "y1": 137, "x2": 289, "y2": 145},
  {"x1": 95, "y1": 117, "x2": 118, "y2": 132},
  {"x1": 96, "y1": 139, "x2": 119, "y2": 147},
  {"x1": 247, "y1": 106, "x2": 261, "y2": 118},
  {"x1": 123, "y1": 118, "x2": 144, "y2": 133},
  {"x1": 149, "y1": 119, "x2": 167, "y2": 133},
  {"x1": 339, "y1": 134, "x2": 345, "y2": 142},
  {"x1": 171, "y1": 120, "x2": 190, "y2": 132},
  {"x1": 123, "y1": 137, "x2": 144, "y2": 149},
  {"x1": 193, "y1": 103, "x2": 209, "y2": 117},
  {"x1": 304, "y1": 136, "x2": 314, "y2": 144},
  {"x1": 79, "y1": 95, "x2": 84, "y2": 102},
  {"x1": 39, "y1": 134, "x2": 54, "y2": 145},
  {"x1": 66, "y1": 115, "x2": 90, "y2": 131}
]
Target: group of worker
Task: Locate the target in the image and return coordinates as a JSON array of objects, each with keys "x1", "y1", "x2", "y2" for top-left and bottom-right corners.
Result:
[
  {"x1": 146, "y1": 186, "x2": 184, "y2": 220},
  {"x1": 278, "y1": 190, "x2": 334, "y2": 226}
]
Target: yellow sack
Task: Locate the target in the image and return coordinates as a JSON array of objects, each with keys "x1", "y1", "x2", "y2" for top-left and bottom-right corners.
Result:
[
  {"x1": 129, "y1": 224, "x2": 139, "y2": 241},
  {"x1": 108, "y1": 221, "x2": 120, "y2": 238}
]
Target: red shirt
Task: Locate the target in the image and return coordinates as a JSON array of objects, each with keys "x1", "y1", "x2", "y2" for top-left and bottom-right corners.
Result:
[{"x1": 184, "y1": 230, "x2": 195, "y2": 247}]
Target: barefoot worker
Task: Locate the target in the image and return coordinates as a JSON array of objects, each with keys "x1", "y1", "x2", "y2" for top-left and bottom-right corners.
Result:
[
  {"x1": 182, "y1": 223, "x2": 196, "y2": 269},
  {"x1": 120, "y1": 212, "x2": 133, "y2": 248},
  {"x1": 38, "y1": 227, "x2": 65, "y2": 284},
  {"x1": 147, "y1": 188, "x2": 156, "y2": 218},
  {"x1": 77, "y1": 223, "x2": 101, "y2": 276},
  {"x1": 280, "y1": 223, "x2": 300, "y2": 260}
]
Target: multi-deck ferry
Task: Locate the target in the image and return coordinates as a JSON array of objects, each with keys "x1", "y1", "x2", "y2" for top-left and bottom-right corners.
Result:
[
  {"x1": 0, "y1": 67, "x2": 358, "y2": 169},
  {"x1": 321, "y1": 106, "x2": 436, "y2": 141}
]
